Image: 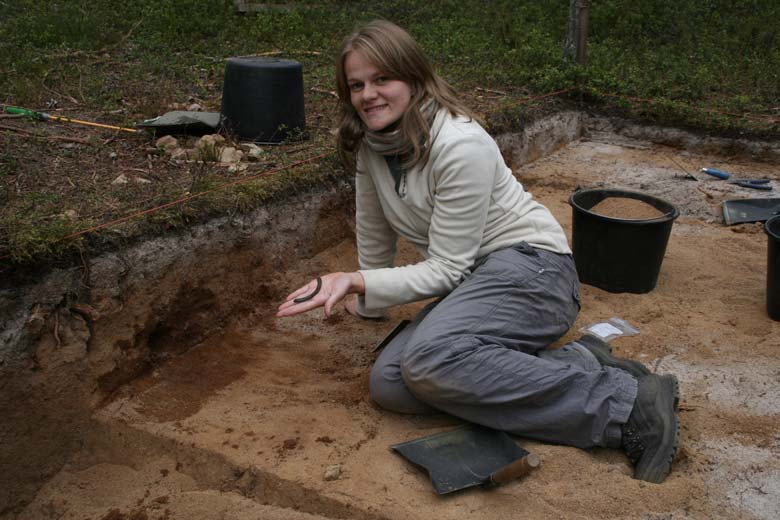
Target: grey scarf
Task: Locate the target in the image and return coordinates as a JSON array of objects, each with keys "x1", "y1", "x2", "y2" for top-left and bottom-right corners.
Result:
[{"x1": 363, "y1": 98, "x2": 440, "y2": 157}]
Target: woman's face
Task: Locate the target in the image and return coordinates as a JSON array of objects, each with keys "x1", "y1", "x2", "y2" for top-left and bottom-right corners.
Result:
[{"x1": 344, "y1": 49, "x2": 413, "y2": 131}]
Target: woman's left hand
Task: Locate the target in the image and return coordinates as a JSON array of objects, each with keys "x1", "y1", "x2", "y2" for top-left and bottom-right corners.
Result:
[{"x1": 276, "y1": 272, "x2": 365, "y2": 318}]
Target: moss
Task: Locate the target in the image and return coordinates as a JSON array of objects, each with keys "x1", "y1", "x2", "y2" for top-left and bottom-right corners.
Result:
[{"x1": 2, "y1": 213, "x2": 92, "y2": 263}]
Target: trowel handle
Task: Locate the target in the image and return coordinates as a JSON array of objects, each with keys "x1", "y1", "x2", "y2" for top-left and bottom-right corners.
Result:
[
  {"x1": 701, "y1": 167, "x2": 730, "y2": 180},
  {"x1": 488, "y1": 453, "x2": 540, "y2": 486}
]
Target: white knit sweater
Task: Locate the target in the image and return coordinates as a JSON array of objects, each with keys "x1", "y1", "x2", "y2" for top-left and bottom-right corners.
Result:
[{"x1": 356, "y1": 109, "x2": 571, "y2": 315}]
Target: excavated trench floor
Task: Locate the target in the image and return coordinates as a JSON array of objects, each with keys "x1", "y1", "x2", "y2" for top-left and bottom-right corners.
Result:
[{"x1": 15, "y1": 119, "x2": 780, "y2": 520}]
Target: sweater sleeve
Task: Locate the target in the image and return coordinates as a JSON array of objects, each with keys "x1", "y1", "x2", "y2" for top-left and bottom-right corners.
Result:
[
  {"x1": 359, "y1": 133, "x2": 495, "y2": 309},
  {"x1": 355, "y1": 150, "x2": 397, "y2": 317}
]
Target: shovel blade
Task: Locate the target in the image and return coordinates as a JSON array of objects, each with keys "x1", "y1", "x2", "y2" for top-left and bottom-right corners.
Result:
[
  {"x1": 391, "y1": 424, "x2": 530, "y2": 495},
  {"x1": 722, "y1": 198, "x2": 780, "y2": 225}
]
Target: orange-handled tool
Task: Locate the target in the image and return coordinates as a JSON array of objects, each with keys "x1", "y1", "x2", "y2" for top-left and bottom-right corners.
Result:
[{"x1": 3, "y1": 105, "x2": 141, "y2": 134}]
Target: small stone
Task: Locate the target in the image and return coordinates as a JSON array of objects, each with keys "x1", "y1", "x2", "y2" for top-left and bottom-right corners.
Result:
[
  {"x1": 243, "y1": 143, "x2": 264, "y2": 161},
  {"x1": 606, "y1": 463, "x2": 632, "y2": 476},
  {"x1": 155, "y1": 135, "x2": 179, "y2": 152},
  {"x1": 70, "y1": 303, "x2": 100, "y2": 321},
  {"x1": 170, "y1": 148, "x2": 190, "y2": 161},
  {"x1": 108, "y1": 152, "x2": 118, "y2": 160},
  {"x1": 324, "y1": 464, "x2": 342, "y2": 481},
  {"x1": 187, "y1": 103, "x2": 203, "y2": 112},
  {"x1": 235, "y1": 468, "x2": 257, "y2": 491},
  {"x1": 25, "y1": 305, "x2": 48, "y2": 335},
  {"x1": 196, "y1": 134, "x2": 225, "y2": 149},
  {"x1": 219, "y1": 146, "x2": 244, "y2": 164},
  {"x1": 111, "y1": 174, "x2": 129, "y2": 185},
  {"x1": 134, "y1": 177, "x2": 152, "y2": 184},
  {"x1": 228, "y1": 162, "x2": 249, "y2": 173}
]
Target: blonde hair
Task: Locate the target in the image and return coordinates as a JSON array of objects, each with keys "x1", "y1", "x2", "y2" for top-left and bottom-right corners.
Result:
[{"x1": 335, "y1": 20, "x2": 472, "y2": 171}]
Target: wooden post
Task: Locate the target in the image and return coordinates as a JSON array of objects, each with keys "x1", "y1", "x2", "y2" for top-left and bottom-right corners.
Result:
[
  {"x1": 564, "y1": 0, "x2": 590, "y2": 65},
  {"x1": 577, "y1": 0, "x2": 589, "y2": 65}
]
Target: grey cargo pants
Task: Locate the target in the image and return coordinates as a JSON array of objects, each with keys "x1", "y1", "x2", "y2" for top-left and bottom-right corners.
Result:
[{"x1": 369, "y1": 242, "x2": 637, "y2": 449}]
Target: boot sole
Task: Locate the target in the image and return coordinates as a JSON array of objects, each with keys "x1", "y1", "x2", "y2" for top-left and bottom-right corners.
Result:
[
  {"x1": 634, "y1": 374, "x2": 680, "y2": 484},
  {"x1": 580, "y1": 335, "x2": 680, "y2": 410}
]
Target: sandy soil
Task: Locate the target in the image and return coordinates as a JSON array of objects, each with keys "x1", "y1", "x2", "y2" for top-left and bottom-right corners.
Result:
[{"x1": 17, "y1": 130, "x2": 780, "y2": 519}]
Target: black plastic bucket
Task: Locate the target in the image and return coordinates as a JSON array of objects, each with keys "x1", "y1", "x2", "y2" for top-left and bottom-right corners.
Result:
[
  {"x1": 765, "y1": 215, "x2": 780, "y2": 321},
  {"x1": 220, "y1": 57, "x2": 305, "y2": 143},
  {"x1": 569, "y1": 189, "x2": 679, "y2": 294}
]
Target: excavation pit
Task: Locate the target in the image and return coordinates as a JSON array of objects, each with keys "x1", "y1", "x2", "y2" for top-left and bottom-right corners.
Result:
[{"x1": 3, "y1": 112, "x2": 780, "y2": 520}]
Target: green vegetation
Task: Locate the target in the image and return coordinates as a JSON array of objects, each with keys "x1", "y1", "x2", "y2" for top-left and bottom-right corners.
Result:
[
  {"x1": 1, "y1": 0, "x2": 778, "y2": 266},
  {"x1": 3, "y1": 1, "x2": 778, "y2": 114},
  {"x1": 1, "y1": 191, "x2": 94, "y2": 263}
]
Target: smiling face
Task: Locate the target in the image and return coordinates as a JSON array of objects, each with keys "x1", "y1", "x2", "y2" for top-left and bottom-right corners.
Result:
[{"x1": 344, "y1": 49, "x2": 413, "y2": 132}]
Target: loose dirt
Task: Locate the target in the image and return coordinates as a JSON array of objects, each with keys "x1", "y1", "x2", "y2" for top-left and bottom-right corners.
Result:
[
  {"x1": 14, "y1": 126, "x2": 780, "y2": 520},
  {"x1": 590, "y1": 197, "x2": 667, "y2": 220}
]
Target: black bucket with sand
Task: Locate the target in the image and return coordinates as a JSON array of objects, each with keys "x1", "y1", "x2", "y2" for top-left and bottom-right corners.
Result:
[
  {"x1": 569, "y1": 189, "x2": 679, "y2": 294},
  {"x1": 765, "y1": 215, "x2": 780, "y2": 321}
]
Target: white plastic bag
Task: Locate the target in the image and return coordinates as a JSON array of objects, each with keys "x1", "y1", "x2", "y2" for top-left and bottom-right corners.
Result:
[{"x1": 579, "y1": 317, "x2": 639, "y2": 342}]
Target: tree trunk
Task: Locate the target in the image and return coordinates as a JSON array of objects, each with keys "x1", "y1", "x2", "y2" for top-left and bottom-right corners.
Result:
[{"x1": 564, "y1": 0, "x2": 589, "y2": 65}]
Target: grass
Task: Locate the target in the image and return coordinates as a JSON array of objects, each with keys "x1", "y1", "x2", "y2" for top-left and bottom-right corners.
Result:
[
  {"x1": 4, "y1": 1, "x2": 778, "y2": 113},
  {"x1": 1, "y1": 0, "x2": 778, "y2": 267}
]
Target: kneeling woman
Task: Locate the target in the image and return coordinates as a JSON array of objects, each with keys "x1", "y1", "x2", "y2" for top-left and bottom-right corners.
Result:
[{"x1": 276, "y1": 20, "x2": 679, "y2": 484}]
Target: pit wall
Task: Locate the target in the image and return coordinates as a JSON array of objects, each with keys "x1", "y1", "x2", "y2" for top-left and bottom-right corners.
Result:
[
  {"x1": 0, "y1": 188, "x2": 352, "y2": 516},
  {"x1": 494, "y1": 111, "x2": 584, "y2": 166},
  {"x1": 3, "y1": 111, "x2": 779, "y2": 515},
  {"x1": 494, "y1": 111, "x2": 780, "y2": 169}
]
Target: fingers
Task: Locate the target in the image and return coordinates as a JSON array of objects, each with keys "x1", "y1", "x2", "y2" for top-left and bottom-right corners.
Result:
[
  {"x1": 293, "y1": 276, "x2": 322, "y2": 303},
  {"x1": 277, "y1": 280, "x2": 318, "y2": 317},
  {"x1": 344, "y1": 295, "x2": 359, "y2": 316},
  {"x1": 323, "y1": 291, "x2": 344, "y2": 318},
  {"x1": 283, "y1": 279, "x2": 318, "y2": 303},
  {"x1": 322, "y1": 279, "x2": 350, "y2": 318},
  {"x1": 277, "y1": 293, "x2": 327, "y2": 317}
]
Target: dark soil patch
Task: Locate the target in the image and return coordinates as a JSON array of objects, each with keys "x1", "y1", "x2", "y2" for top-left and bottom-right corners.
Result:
[{"x1": 129, "y1": 332, "x2": 250, "y2": 423}]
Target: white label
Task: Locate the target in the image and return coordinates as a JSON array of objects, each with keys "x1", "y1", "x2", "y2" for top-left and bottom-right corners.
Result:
[{"x1": 587, "y1": 322, "x2": 623, "y2": 338}]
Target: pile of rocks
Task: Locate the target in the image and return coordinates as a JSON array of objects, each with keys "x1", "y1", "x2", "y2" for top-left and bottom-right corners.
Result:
[{"x1": 155, "y1": 134, "x2": 264, "y2": 173}]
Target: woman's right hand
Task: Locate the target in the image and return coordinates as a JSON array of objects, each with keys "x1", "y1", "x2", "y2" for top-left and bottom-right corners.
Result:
[
  {"x1": 343, "y1": 295, "x2": 359, "y2": 316},
  {"x1": 276, "y1": 272, "x2": 365, "y2": 318}
]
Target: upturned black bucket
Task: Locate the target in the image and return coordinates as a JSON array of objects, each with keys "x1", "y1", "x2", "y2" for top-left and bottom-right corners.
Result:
[
  {"x1": 569, "y1": 189, "x2": 679, "y2": 294},
  {"x1": 765, "y1": 215, "x2": 780, "y2": 321},
  {"x1": 220, "y1": 57, "x2": 305, "y2": 143}
]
